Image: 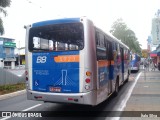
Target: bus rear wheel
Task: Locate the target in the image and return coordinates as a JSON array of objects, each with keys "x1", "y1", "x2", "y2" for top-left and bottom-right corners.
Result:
[
  {"x1": 114, "y1": 78, "x2": 119, "y2": 96},
  {"x1": 126, "y1": 72, "x2": 129, "y2": 82}
]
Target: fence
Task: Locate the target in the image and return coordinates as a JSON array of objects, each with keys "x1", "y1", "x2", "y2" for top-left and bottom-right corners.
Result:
[{"x1": 0, "y1": 69, "x2": 25, "y2": 85}]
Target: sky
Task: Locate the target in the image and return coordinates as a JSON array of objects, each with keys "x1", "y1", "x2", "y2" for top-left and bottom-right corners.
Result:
[{"x1": 1, "y1": 0, "x2": 160, "y2": 49}]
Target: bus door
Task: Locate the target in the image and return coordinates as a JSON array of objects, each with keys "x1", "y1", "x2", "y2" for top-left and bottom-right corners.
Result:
[
  {"x1": 107, "y1": 41, "x2": 113, "y2": 94},
  {"x1": 120, "y1": 47, "x2": 124, "y2": 82},
  {"x1": 96, "y1": 33, "x2": 110, "y2": 96}
]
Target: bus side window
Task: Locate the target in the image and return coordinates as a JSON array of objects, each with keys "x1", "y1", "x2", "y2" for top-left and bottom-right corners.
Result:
[
  {"x1": 124, "y1": 49, "x2": 126, "y2": 60},
  {"x1": 130, "y1": 54, "x2": 132, "y2": 61},
  {"x1": 96, "y1": 30, "x2": 105, "y2": 47},
  {"x1": 125, "y1": 49, "x2": 127, "y2": 60},
  {"x1": 108, "y1": 42, "x2": 113, "y2": 61},
  {"x1": 96, "y1": 31, "x2": 107, "y2": 60},
  {"x1": 99, "y1": 33, "x2": 105, "y2": 48},
  {"x1": 113, "y1": 42, "x2": 118, "y2": 61},
  {"x1": 105, "y1": 37, "x2": 109, "y2": 60},
  {"x1": 95, "y1": 31, "x2": 100, "y2": 46},
  {"x1": 127, "y1": 50, "x2": 130, "y2": 60}
]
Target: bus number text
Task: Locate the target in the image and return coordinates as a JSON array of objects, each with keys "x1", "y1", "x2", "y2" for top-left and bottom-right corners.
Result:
[{"x1": 36, "y1": 56, "x2": 47, "y2": 63}]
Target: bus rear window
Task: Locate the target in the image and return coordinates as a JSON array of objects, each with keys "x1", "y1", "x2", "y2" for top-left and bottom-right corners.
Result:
[{"x1": 29, "y1": 23, "x2": 84, "y2": 51}]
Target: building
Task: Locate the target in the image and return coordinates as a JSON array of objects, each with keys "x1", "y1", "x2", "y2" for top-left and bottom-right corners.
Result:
[
  {"x1": 0, "y1": 36, "x2": 16, "y2": 69},
  {"x1": 15, "y1": 47, "x2": 25, "y2": 65},
  {"x1": 149, "y1": 10, "x2": 160, "y2": 64},
  {"x1": 151, "y1": 9, "x2": 160, "y2": 47},
  {"x1": 151, "y1": 18, "x2": 160, "y2": 46}
]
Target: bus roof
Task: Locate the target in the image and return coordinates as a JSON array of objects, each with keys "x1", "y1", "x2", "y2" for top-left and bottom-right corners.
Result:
[{"x1": 32, "y1": 18, "x2": 81, "y2": 27}]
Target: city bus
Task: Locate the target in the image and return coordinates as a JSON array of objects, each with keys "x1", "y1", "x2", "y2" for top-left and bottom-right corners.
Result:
[
  {"x1": 130, "y1": 53, "x2": 141, "y2": 72},
  {"x1": 25, "y1": 17, "x2": 130, "y2": 106}
]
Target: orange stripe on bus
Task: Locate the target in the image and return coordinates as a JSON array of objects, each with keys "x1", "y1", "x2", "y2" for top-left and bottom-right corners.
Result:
[
  {"x1": 54, "y1": 55, "x2": 79, "y2": 62},
  {"x1": 111, "y1": 61, "x2": 114, "y2": 65},
  {"x1": 98, "y1": 61, "x2": 109, "y2": 67}
]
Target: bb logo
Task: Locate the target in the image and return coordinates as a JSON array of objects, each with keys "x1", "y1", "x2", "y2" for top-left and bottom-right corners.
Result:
[{"x1": 36, "y1": 56, "x2": 47, "y2": 63}]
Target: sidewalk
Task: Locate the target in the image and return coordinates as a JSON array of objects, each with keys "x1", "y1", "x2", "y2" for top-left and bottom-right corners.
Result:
[
  {"x1": 0, "y1": 90, "x2": 26, "y2": 101},
  {"x1": 122, "y1": 68, "x2": 160, "y2": 118}
]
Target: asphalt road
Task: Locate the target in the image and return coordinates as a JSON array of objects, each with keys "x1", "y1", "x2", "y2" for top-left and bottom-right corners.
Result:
[{"x1": 0, "y1": 71, "x2": 140, "y2": 120}]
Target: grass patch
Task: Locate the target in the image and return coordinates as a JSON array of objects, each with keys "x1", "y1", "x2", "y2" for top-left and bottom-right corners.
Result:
[{"x1": 0, "y1": 83, "x2": 25, "y2": 95}]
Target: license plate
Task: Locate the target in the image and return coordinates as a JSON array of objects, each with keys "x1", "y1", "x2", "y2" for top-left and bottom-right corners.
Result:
[{"x1": 50, "y1": 87, "x2": 61, "y2": 92}]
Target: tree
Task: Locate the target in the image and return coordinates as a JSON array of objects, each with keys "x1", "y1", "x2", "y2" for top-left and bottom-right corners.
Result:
[
  {"x1": 0, "y1": 0, "x2": 11, "y2": 35},
  {"x1": 110, "y1": 18, "x2": 142, "y2": 55}
]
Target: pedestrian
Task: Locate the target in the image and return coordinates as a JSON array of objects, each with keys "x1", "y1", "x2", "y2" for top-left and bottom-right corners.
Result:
[
  {"x1": 151, "y1": 60, "x2": 155, "y2": 71},
  {"x1": 144, "y1": 59, "x2": 147, "y2": 68}
]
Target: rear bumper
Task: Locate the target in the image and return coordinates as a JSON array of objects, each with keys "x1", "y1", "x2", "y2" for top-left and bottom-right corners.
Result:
[
  {"x1": 130, "y1": 67, "x2": 139, "y2": 70},
  {"x1": 27, "y1": 90, "x2": 97, "y2": 105}
]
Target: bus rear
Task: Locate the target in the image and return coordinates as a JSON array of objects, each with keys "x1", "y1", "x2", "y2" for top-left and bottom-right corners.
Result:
[
  {"x1": 130, "y1": 53, "x2": 140, "y2": 72},
  {"x1": 25, "y1": 17, "x2": 97, "y2": 105}
]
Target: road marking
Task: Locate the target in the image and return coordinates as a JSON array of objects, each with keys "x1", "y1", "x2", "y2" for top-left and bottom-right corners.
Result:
[
  {"x1": 22, "y1": 104, "x2": 42, "y2": 111},
  {"x1": 0, "y1": 104, "x2": 42, "y2": 120},
  {"x1": 108, "y1": 72, "x2": 142, "y2": 120}
]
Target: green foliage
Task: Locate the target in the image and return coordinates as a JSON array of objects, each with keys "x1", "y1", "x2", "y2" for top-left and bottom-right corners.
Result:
[
  {"x1": 0, "y1": 83, "x2": 25, "y2": 95},
  {"x1": 0, "y1": 18, "x2": 4, "y2": 34},
  {"x1": 0, "y1": 0, "x2": 11, "y2": 35},
  {"x1": 0, "y1": 0, "x2": 11, "y2": 7},
  {"x1": 110, "y1": 18, "x2": 142, "y2": 55}
]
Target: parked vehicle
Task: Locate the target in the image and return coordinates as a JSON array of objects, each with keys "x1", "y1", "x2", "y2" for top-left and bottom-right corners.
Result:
[{"x1": 130, "y1": 53, "x2": 141, "y2": 72}]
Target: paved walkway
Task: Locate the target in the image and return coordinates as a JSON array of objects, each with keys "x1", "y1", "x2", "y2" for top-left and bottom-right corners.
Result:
[{"x1": 121, "y1": 68, "x2": 160, "y2": 119}]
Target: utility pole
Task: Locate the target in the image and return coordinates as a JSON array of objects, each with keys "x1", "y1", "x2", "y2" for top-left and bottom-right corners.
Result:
[{"x1": 18, "y1": 41, "x2": 20, "y2": 67}]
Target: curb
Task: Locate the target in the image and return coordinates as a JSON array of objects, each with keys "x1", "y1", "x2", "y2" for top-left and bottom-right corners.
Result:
[{"x1": 0, "y1": 90, "x2": 26, "y2": 101}]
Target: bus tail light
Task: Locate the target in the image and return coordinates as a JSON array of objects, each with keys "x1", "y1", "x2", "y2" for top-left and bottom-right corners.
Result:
[
  {"x1": 25, "y1": 70, "x2": 29, "y2": 88},
  {"x1": 85, "y1": 71, "x2": 92, "y2": 91},
  {"x1": 85, "y1": 78, "x2": 91, "y2": 90},
  {"x1": 25, "y1": 70, "x2": 28, "y2": 75},
  {"x1": 86, "y1": 71, "x2": 91, "y2": 76},
  {"x1": 34, "y1": 96, "x2": 42, "y2": 99},
  {"x1": 25, "y1": 70, "x2": 28, "y2": 81},
  {"x1": 67, "y1": 98, "x2": 78, "y2": 102},
  {"x1": 85, "y1": 78, "x2": 91, "y2": 83},
  {"x1": 68, "y1": 98, "x2": 74, "y2": 101}
]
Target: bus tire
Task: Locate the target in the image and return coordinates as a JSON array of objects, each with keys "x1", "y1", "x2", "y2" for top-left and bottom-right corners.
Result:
[
  {"x1": 114, "y1": 78, "x2": 119, "y2": 96},
  {"x1": 126, "y1": 71, "x2": 129, "y2": 82}
]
